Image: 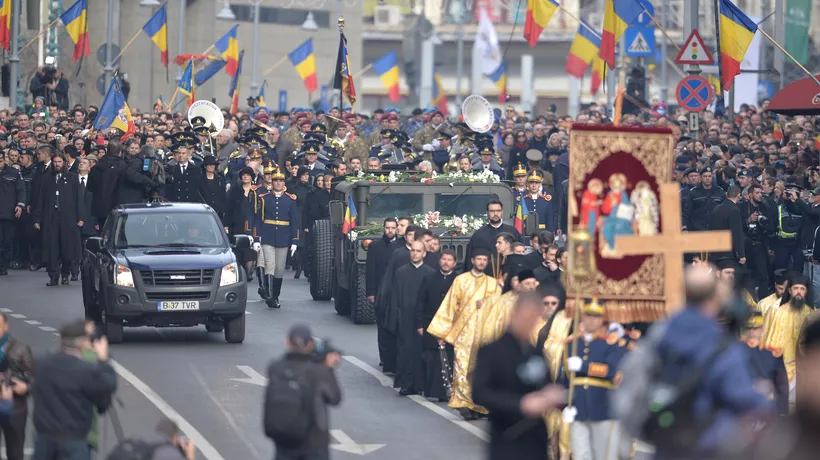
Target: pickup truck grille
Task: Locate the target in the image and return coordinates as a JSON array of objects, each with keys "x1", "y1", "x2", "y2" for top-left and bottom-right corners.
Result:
[
  {"x1": 145, "y1": 292, "x2": 210, "y2": 301},
  {"x1": 140, "y1": 269, "x2": 215, "y2": 286}
]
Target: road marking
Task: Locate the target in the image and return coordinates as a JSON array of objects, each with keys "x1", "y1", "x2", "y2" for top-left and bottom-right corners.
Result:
[
  {"x1": 9, "y1": 314, "x2": 25, "y2": 319},
  {"x1": 24, "y1": 320, "x2": 41, "y2": 325},
  {"x1": 231, "y1": 365, "x2": 267, "y2": 386},
  {"x1": 342, "y1": 355, "x2": 489, "y2": 442},
  {"x1": 0, "y1": 308, "x2": 11, "y2": 313},
  {"x1": 330, "y1": 429, "x2": 385, "y2": 455},
  {"x1": 39, "y1": 326, "x2": 57, "y2": 332}
]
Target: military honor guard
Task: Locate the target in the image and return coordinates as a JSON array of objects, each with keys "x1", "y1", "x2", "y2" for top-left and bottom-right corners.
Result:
[
  {"x1": 741, "y1": 312, "x2": 789, "y2": 414},
  {"x1": 189, "y1": 115, "x2": 215, "y2": 160},
  {"x1": 430, "y1": 129, "x2": 454, "y2": 172},
  {"x1": 254, "y1": 164, "x2": 298, "y2": 309},
  {"x1": 523, "y1": 170, "x2": 555, "y2": 232},
  {"x1": 511, "y1": 163, "x2": 528, "y2": 203},
  {"x1": 224, "y1": 136, "x2": 249, "y2": 185},
  {"x1": 561, "y1": 297, "x2": 625, "y2": 460}
]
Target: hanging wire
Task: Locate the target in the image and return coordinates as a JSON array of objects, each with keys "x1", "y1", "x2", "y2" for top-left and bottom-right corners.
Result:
[{"x1": 500, "y1": 0, "x2": 523, "y2": 64}]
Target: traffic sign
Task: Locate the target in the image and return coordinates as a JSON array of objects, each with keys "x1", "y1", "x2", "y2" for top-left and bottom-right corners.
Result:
[
  {"x1": 674, "y1": 29, "x2": 714, "y2": 65},
  {"x1": 633, "y1": 0, "x2": 655, "y2": 26},
  {"x1": 624, "y1": 27, "x2": 655, "y2": 57},
  {"x1": 676, "y1": 75, "x2": 714, "y2": 112}
]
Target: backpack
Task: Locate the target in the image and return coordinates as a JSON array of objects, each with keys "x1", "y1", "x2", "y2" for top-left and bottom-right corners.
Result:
[
  {"x1": 613, "y1": 323, "x2": 732, "y2": 455},
  {"x1": 263, "y1": 360, "x2": 314, "y2": 447},
  {"x1": 105, "y1": 439, "x2": 169, "y2": 460}
]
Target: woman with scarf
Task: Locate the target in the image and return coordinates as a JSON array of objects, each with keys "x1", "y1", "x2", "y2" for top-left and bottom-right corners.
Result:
[
  {"x1": 506, "y1": 130, "x2": 531, "y2": 179},
  {"x1": 225, "y1": 167, "x2": 262, "y2": 284},
  {"x1": 287, "y1": 167, "x2": 312, "y2": 278},
  {"x1": 198, "y1": 156, "x2": 227, "y2": 228}
]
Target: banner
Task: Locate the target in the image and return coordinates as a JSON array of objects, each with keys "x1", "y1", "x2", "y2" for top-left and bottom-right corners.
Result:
[{"x1": 785, "y1": 0, "x2": 812, "y2": 66}]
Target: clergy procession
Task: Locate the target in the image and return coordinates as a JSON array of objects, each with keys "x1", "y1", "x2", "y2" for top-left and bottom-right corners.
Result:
[{"x1": 2, "y1": 0, "x2": 820, "y2": 458}]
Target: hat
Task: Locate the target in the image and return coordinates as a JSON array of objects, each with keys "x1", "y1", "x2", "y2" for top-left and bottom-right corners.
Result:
[
  {"x1": 738, "y1": 169, "x2": 751, "y2": 178},
  {"x1": 287, "y1": 323, "x2": 313, "y2": 348},
  {"x1": 411, "y1": 108, "x2": 423, "y2": 116},
  {"x1": 745, "y1": 312, "x2": 765, "y2": 329},
  {"x1": 461, "y1": 132, "x2": 476, "y2": 142},
  {"x1": 247, "y1": 149, "x2": 263, "y2": 160},
  {"x1": 245, "y1": 126, "x2": 267, "y2": 137},
  {"x1": 715, "y1": 258, "x2": 739, "y2": 271},
  {"x1": 785, "y1": 183, "x2": 804, "y2": 192},
  {"x1": 190, "y1": 116, "x2": 208, "y2": 134},
  {"x1": 513, "y1": 162, "x2": 528, "y2": 177},
  {"x1": 675, "y1": 154, "x2": 691, "y2": 165},
  {"x1": 300, "y1": 141, "x2": 321, "y2": 155},
  {"x1": 479, "y1": 144, "x2": 494, "y2": 155},
  {"x1": 472, "y1": 247, "x2": 491, "y2": 259},
  {"x1": 526, "y1": 149, "x2": 543, "y2": 162},
  {"x1": 59, "y1": 319, "x2": 88, "y2": 340},
  {"x1": 311, "y1": 123, "x2": 327, "y2": 134},
  {"x1": 172, "y1": 132, "x2": 197, "y2": 147},
  {"x1": 201, "y1": 155, "x2": 218, "y2": 167},
  {"x1": 582, "y1": 297, "x2": 605, "y2": 316},
  {"x1": 380, "y1": 129, "x2": 394, "y2": 138},
  {"x1": 299, "y1": 118, "x2": 312, "y2": 127},
  {"x1": 436, "y1": 130, "x2": 452, "y2": 141},
  {"x1": 303, "y1": 132, "x2": 325, "y2": 143},
  {"x1": 263, "y1": 160, "x2": 277, "y2": 175},
  {"x1": 238, "y1": 166, "x2": 255, "y2": 179},
  {"x1": 169, "y1": 143, "x2": 187, "y2": 154},
  {"x1": 812, "y1": 187, "x2": 820, "y2": 196},
  {"x1": 790, "y1": 272, "x2": 810, "y2": 288},
  {"x1": 699, "y1": 166, "x2": 712, "y2": 175},
  {"x1": 517, "y1": 269, "x2": 536, "y2": 282},
  {"x1": 684, "y1": 167, "x2": 698, "y2": 176},
  {"x1": 773, "y1": 269, "x2": 789, "y2": 285},
  {"x1": 527, "y1": 169, "x2": 543, "y2": 183}
]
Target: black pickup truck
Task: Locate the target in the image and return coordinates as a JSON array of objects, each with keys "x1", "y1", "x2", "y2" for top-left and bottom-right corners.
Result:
[{"x1": 81, "y1": 203, "x2": 250, "y2": 343}]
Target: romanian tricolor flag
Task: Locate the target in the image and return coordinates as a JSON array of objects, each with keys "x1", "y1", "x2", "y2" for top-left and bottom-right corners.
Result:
[
  {"x1": 178, "y1": 59, "x2": 195, "y2": 108},
  {"x1": 600, "y1": 0, "x2": 643, "y2": 70},
  {"x1": 334, "y1": 32, "x2": 356, "y2": 106},
  {"x1": 514, "y1": 198, "x2": 529, "y2": 234},
  {"x1": 432, "y1": 71, "x2": 447, "y2": 115},
  {"x1": 229, "y1": 50, "x2": 244, "y2": 115},
  {"x1": 142, "y1": 4, "x2": 169, "y2": 67},
  {"x1": 707, "y1": 73, "x2": 722, "y2": 95},
  {"x1": 591, "y1": 57, "x2": 605, "y2": 94},
  {"x1": 566, "y1": 20, "x2": 601, "y2": 78},
  {"x1": 342, "y1": 195, "x2": 358, "y2": 234},
  {"x1": 288, "y1": 38, "x2": 318, "y2": 93},
  {"x1": 773, "y1": 118, "x2": 784, "y2": 141},
  {"x1": 488, "y1": 61, "x2": 508, "y2": 105},
  {"x1": 215, "y1": 25, "x2": 240, "y2": 78},
  {"x1": 154, "y1": 96, "x2": 165, "y2": 111},
  {"x1": 94, "y1": 76, "x2": 135, "y2": 142},
  {"x1": 373, "y1": 50, "x2": 401, "y2": 102},
  {"x1": 718, "y1": 0, "x2": 757, "y2": 91},
  {"x1": 0, "y1": 0, "x2": 11, "y2": 51},
  {"x1": 60, "y1": 0, "x2": 91, "y2": 62},
  {"x1": 523, "y1": 0, "x2": 559, "y2": 48},
  {"x1": 257, "y1": 80, "x2": 267, "y2": 106}
]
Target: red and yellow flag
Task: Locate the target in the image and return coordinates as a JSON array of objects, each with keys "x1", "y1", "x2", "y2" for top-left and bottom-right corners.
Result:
[
  {"x1": 0, "y1": 0, "x2": 11, "y2": 51},
  {"x1": 600, "y1": 0, "x2": 643, "y2": 70},
  {"x1": 718, "y1": 0, "x2": 757, "y2": 91},
  {"x1": 523, "y1": 0, "x2": 559, "y2": 48},
  {"x1": 60, "y1": 0, "x2": 91, "y2": 62}
]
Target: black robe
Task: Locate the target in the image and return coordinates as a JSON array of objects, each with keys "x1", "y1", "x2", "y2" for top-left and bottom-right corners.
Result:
[
  {"x1": 374, "y1": 245, "x2": 410, "y2": 374},
  {"x1": 416, "y1": 269, "x2": 457, "y2": 400},
  {"x1": 463, "y1": 223, "x2": 521, "y2": 273},
  {"x1": 365, "y1": 234, "x2": 395, "y2": 298},
  {"x1": 33, "y1": 171, "x2": 86, "y2": 268},
  {"x1": 391, "y1": 262, "x2": 435, "y2": 391}
]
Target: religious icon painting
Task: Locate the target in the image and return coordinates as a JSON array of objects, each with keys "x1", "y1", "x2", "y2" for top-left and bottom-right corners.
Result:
[{"x1": 567, "y1": 125, "x2": 676, "y2": 323}]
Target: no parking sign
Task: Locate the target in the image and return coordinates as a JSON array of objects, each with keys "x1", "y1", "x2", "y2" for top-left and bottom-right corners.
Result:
[{"x1": 676, "y1": 75, "x2": 713, "y2": 112}]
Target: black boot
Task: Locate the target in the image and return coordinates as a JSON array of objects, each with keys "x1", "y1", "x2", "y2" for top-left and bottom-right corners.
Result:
[
  {"x1": 293, "y1": 255, "x2": 302, "y2": 279},
  {"x1": 256, "y1": 267, "x2": 268, "y2": 299},
  {"x1": 46, "y1": 273, "x2": 59, "y2": 286},
  {"x1": 61, "y1": 274, "x2": 69, "y2": 285},
  {"x1": 246, "y1": 265, "x2": 254, "y2": 282},
  {"x1": 266, "y1": 276, "x2": 281, "y2": 309}
]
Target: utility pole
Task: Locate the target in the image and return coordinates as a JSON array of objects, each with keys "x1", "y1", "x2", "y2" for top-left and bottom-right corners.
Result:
[
  {"x1": 660, "y1": 1, "x2": 668, "y2": 103},
  {"x1": 455, "y1": 0, "x2": 465, "y2": 108},
  {"x1": 176, "y1": 0, "x2": 186, "y2": 83},
  {"x1": 104, "y1": 0, "x2": 115, "y2": 90},
  {"x1": 9, "y1": 0, "x2": 20, "y2": 109},
  {"x1": 250, "y1": 0, "x2": 261, "y2": 97},
  {"x1": 773, "y1": 0, "x2": 785, "y2": 91}
]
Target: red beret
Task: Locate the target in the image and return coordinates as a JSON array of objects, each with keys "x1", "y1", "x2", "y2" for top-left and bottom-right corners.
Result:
[{"x1": 386, "y1": 113, "x2": 399, "y2": 121}]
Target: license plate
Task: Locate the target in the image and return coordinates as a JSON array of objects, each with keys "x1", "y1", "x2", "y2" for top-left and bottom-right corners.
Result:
[{"x1": 157, "y1": 301, "x2": 200, "y2": 311}]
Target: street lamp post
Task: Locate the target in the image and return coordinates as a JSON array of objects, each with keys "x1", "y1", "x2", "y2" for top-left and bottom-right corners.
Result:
[
  {"x1": 176, "y1": 0, "x2": 186, "y2": 82},
  {"x1": 9, "y1": 0, "x2": 21, "y2": 110},
  {"x1": 250, "y1": 0, "x2": 261, "y2": 97},
  {"x1": 104, "y1": 0, "x2": 115, "y2": 90}
]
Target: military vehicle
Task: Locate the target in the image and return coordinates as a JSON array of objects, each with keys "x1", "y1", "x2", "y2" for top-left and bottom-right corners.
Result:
[{"x1": 309, "y1": 178, "x2": 516, "y2": 324}]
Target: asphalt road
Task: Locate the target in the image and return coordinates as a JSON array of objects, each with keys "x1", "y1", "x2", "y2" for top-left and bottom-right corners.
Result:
[{"x1": 0, "y1": 268, "x2": 489, "y2": 460}]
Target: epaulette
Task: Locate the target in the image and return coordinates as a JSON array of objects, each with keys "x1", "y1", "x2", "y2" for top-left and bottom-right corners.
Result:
[
  {"x1": 229, "y1": 150, "x2": 242, "y2": 158},
  {"x1": 542, "y1": 194, "x2": 552, "y2": 201},
  {"x1": 766, "y1": 346, "x2": 783, "y2": 358},
  {"x1": 606, "y1": 333, "x2": 619, "y2": 345},
  {"x1": 285, "y1": 192, "x2": 297, "y2": 200}
]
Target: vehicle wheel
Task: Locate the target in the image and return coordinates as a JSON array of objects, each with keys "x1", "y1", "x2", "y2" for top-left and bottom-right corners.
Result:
[
  {"x1": 350, "y1": 263, "x2": 375, "y2": 324},
  {"x1": 205, "y1": 323, "x2": 224, "y2": 333},
  {"x1": 224, "y1": 314, "x2": 246, "y2": 343},
  {"x1": 309, "y1": 219, "x2": 333, "y2": 301},
  {"x1": 101, "y1": 309, "x2": 123, "y2": 344},
  {"x1": 334, "y1": 268, "x2": 351, "y2": 315}
]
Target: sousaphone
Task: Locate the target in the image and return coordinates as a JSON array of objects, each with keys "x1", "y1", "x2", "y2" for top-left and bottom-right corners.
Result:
[
  {"x1": 462, "y1": 94, "x2": 495, "y2": 133},
  {"x1": 187, "y1": 100, "x2": 225, "y2": 137}
]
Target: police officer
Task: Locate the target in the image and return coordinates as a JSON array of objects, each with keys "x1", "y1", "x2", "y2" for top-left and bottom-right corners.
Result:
[
  {"x1": 0, "y1": 151, "x2": 25, "y2": 275},
  {"x1": 254, "y1": 165, "x2": 297, "y2": 309},
  {"x1": 523, "y1": 170, "x2": 555, "y2": 232},
  {"x1": 165, "y1": 143, "x2": 202, "y2": 203},
  {"x1": 683, "y1": 166, "x2": 726, "y2": 232},
  {"x1": 740, "y1": 183, "x2": 775, "y2": 296},
  {"x1": 772, "y1": 184, "x2": 812, "y2": 271},
  {"x1": 224, "y1": 136, "x2": 248, "y2": 186}
]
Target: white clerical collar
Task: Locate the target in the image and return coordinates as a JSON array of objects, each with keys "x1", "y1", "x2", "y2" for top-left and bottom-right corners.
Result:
[
  {"x1": 412, "y1": 261, "x2": 423, "y2": 268},
  {"x1": 441, "y1": 270, "x2": 452, "y2": 276},
  {"x1": 490, "y1": 222, "x2": 503, "y2": 229},
  {"x1": 471, "y1": 269, "x2": 484, "y2": 277}
]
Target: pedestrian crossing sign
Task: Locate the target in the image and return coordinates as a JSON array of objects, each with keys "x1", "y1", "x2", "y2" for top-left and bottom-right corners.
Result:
[{"x1": 624, "y1": 27, "x2": 655, "y2": 57}]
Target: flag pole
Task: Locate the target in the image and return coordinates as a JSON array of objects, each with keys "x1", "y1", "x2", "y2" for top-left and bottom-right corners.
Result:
[
  {"x1": 20, "y1": 17, "x2": 61, "y2": 52},
  {"x1": 713, "y1": 0, "x2": 724, "y2": 98},
  {"x1": 557, "y1": 6, "x2": 600, "y2": 39},
  {"x1": 757, "y1": 28, "x2": 820, "y2": 86},
  {"x1": 112, "y1": 29, "x2": 143, "y2": 64},
  {"x1": 262, "y1": 56, "x2": 288, "y2": 77},
  {"x1": 352, "y1": 63, "x2": 373, "y2": 78},
  {"x1": 641, "y1": 7, "x2": 681, "y2": 52}
]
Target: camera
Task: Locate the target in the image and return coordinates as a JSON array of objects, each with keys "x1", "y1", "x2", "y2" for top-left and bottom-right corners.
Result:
[{"x1": 312, "y1": 337, "x2": 341, "y2": 362}]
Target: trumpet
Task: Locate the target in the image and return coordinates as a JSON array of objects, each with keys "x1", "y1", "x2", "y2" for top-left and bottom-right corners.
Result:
[{"x1": 325, "y1": 115, "x2": 349, "y2": 154}]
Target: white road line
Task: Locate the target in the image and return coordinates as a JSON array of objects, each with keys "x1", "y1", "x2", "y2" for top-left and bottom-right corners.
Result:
[
  {"x1": 39, "y1": 326, "x2": 57, "y2": 332},
  {"x1": 111, "y1": 361, "x2": 226, "y2": 460},
  {"x1": 24, "y1": 320, "x2": 41, "y2": 325},
  {"x1": 342, "y1": 355, "x2": 490, "y2": 442},
  {"x1": 9, "y1": 314, "x2": 25, "y2": 319},
  {"x1": 0, "y1": 308, "x2": 12, "y2": 313}
]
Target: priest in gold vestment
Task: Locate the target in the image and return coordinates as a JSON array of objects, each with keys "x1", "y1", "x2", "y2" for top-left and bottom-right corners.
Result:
[
  {"x1": 479, "y1": 267, "x2": 540, "y2": 346},
  {"x1": 532, "y1": 283, "x2": 573, "y2": 460},
  {"x1": 756, "y1": 269, "x2": 789, "y2": 317},
  {"x1": 761, "y1": 273, "x2": 813, "y2": 408},
  {"x1": 427, "y1": 248, "x2": 501, "y2": 420}
]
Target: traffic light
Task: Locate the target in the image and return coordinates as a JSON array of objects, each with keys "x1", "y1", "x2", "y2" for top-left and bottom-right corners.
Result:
[{"x1": 404, "y1": 60, "x2": 416, "y2": 92}]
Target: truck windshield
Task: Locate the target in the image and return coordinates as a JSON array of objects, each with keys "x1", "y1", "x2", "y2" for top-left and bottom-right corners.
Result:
[
  {"x1": 368, "y1": 194, "x2": 424, "y2": 220},
  {"x1": 113, "y1": 213, "x2": 226, "y2": 248},
  {"x1": 435, "y1": 193, "x2": 499, "y2": 216}
]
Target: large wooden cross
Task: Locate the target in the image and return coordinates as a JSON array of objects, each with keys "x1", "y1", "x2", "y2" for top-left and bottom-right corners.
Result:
[{"x1": 615, "y1": 183, "x2": 732, "y2": 312}]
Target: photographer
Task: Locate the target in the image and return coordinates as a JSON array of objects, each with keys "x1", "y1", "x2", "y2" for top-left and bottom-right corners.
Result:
[
  {"x1": 0, "y1": 313, "x2": 34, "y2": 460},
  {"x1": 28, "y1": 65, "x2": 69, "y2": 111},
  {"x1": 264, "y1": 324, "x2": 341, "y2": 460},
  {"x1": 107, "y1": 418, "x2": 195, "y2": 460},
  {"x1": 32, "y1": 319, "x2": 117, "y2": 460},
  {"x1": 117, "y1": 144, "x2": 159, "y2": 205}
]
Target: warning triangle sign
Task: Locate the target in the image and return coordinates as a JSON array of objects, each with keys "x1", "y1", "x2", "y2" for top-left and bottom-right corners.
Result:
[
  {"x1": 628, "y1": 31, "x2": 651, "y2": 54},
  {"x1": 675, "y1": 29, "x2": 714, "y2": 65}
]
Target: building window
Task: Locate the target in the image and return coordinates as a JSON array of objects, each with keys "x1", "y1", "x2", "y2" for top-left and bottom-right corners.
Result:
[{"x1": 229, "y1": 5, "x2": 331, "y2": 28}]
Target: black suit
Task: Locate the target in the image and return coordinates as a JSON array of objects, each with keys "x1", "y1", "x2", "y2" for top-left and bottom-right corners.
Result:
[
  {"x1": 710, "y1": 198, "x2": 746, "y2": 261},
  {"x1": 166, "y1": 162, "x2": 202, "y2": 203},
  {"x1": 77, "y1": 175, "x2": 97, "y2": 238},
  {"x1": 117, "y1": 155, "x2": 156, "y2": 205},
  {"x1": 463, "y1": 223, "x2": 521, "y2": 273},
  {"x1": 472, "y1": 333, "x2": 550, "y2": 460}
]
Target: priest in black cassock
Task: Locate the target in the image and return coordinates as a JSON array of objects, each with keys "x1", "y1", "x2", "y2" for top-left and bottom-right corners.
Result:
[
  {"x1": 366, "y1": 218, "x2": 398, "y2": 371},
  {"x1": 463, "y1": 199, "x2": 521, "y2": 273},
  {"x1": 32, "y1": 153, "x2": 86, "y2": 287},
  {"x1": 389, "y1": 241, "x2": 435, "y2": 395},
  {"x1": 416, "y1": 249, "x2": 458, "y2": 401}
]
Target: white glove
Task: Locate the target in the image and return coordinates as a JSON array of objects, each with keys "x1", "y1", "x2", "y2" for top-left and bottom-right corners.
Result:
[
  {"x1": 567, "y1": 356, "x2": 583, "y2": 373},
  {"x1": 422, "y1": 144, "x2": 434, "y2": 152},
  {"x1": 608, "y1": 322, "x2": 625, "y2": 339},
  {"x1": 252, "y1": 242, "x2": 261, "y2": 252},
  {"x1": 431, "y1": 138, "x2": 441, "y2": 149},
  {"x1": 562, "y1": 406, "x2": 577, "y2": 424},
  {"x1": 290, "y1": 244, "x2": 297, "y2": 256}
]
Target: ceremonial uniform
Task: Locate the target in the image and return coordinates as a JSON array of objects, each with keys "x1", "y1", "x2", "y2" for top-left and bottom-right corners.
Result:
[
  {"x1": 523, "y1": 170, "x2": 555, "y2": 232},
  {"x1": 254, "y1": 165, "x2": 298, "y2": 309},
  {"x1": 561, "y1": 299, "x2": 624, "y2": 460}
]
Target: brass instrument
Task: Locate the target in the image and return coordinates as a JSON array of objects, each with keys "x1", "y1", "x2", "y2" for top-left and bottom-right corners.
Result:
[{"x1": 325, "y1": 114, "x2": 350, "y2": 154}]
